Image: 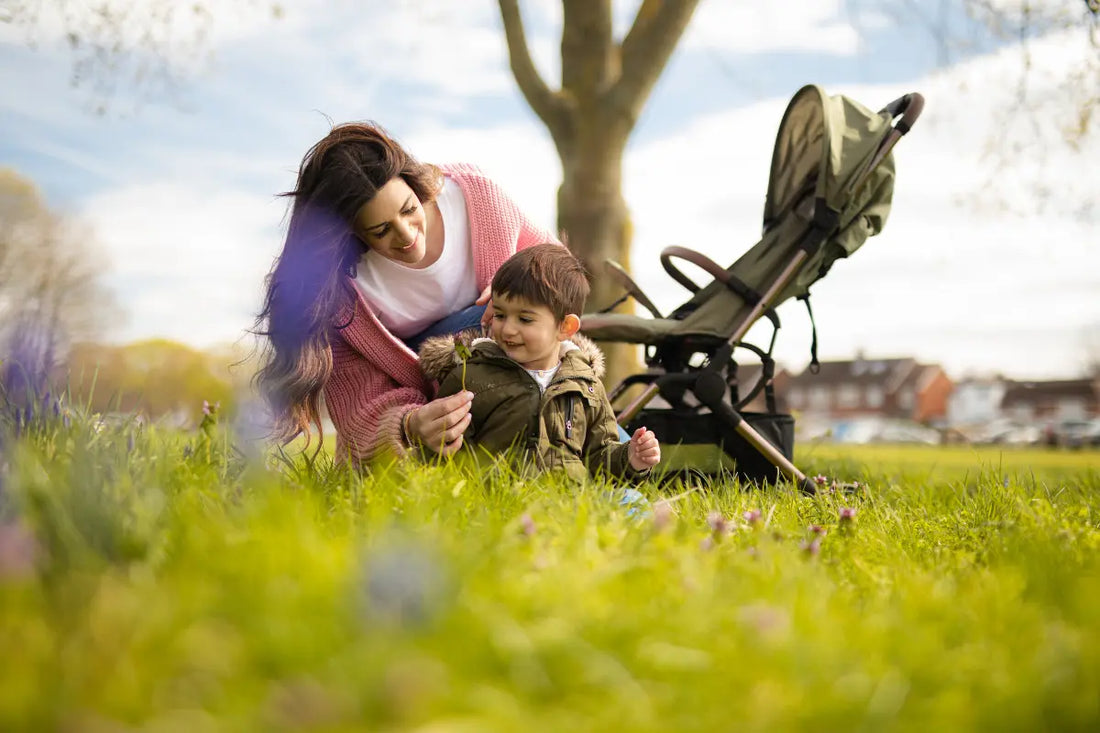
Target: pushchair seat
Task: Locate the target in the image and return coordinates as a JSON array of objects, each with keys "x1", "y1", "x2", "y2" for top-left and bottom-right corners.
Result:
[{"x1": 579, "y1": 312, "x2": 681, "y2": 344}]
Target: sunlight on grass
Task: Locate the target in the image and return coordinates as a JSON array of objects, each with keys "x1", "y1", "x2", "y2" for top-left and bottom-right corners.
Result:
[{"x1": 1, "y1": 410, "x2": 1098, "y2": 730}]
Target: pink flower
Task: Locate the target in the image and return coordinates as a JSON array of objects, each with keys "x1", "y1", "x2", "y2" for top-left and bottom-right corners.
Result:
[
  {"x1": 652, "y1": 502, "x2": 674, "y2": 532},
  {"x1": 839, "y1": 507, "x2": 857, "y2": 523},
  {"x1": 0, "y1": 522, "x2": 38, "y2": 579},
  {"x1": 809, "y1": 524, "x2": 826, "y2": 535},
  {"x1": 800, "y1": 538, "x2": 821, "y2": 557},
  {"x1": 519, "y1": 513, "x2": 536, "y2": 537},
  {"x1": 743, "y1": 509, "x2": 762, "y2": 525},
  {"x1": 707, "y1": 511, "x2": 729, "y2": 534},
  {"x1": 813, "y1": 474, "x2": 829, "y2": 486}
]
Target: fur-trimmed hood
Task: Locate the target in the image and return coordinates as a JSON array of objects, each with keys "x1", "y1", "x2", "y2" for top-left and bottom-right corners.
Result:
[{"x1": 418, "y1": 330, "x2": 605, "y2": 382}]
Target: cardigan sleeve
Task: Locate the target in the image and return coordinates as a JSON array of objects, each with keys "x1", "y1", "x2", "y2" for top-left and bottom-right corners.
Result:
[
  {"x1": 515, "y1": 205, "x2": 560, "y2": 251},
  {"x1": 324, "y1": 332, "x2": 428, "y2": 464}
]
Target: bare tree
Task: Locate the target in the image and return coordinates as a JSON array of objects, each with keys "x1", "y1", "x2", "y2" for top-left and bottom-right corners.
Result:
[
  {"x1": 1, "y1": 0, "x2": 281, "y2": 113},
  {"x1": 498, "y1": 0, "x2": 700, "y2": 383},
  {"x1": 0, "y1": 169, "x2": 117, "y2": 400}
]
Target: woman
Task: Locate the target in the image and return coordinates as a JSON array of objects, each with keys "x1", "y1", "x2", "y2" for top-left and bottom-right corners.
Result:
[{"x1": 255, "y1": 122, "x2": 558, "y2": 462}]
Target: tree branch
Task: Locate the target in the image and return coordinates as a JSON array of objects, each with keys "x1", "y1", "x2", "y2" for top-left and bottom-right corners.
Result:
[
  {"x1": 613, "y1": 0, "x2": 700, "y2": 125},
  {"x1": 498, "y1": 0, "x2": 570, "y2": 140},
  {"x1": 561, "y1": 0, "x2": 614, "y2": 99}
]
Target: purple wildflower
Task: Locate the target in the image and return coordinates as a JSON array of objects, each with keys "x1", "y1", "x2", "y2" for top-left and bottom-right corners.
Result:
[
  {"x1": 519, "y1": 513, "x2": 536, "y2": 537},
  {"x1": 652, "y1": 501, "x2": 674, "y2": 532},
  {"x1": 743, "y1": 509, "x2": 762, "y2": 526},
  {"x1": 707, "y1": 511, "x2": 729, "y2": 535},
  {"x1": 800, "y1": 538, "x2": 821, "y2": 557},
  {"x1": 0, "y1": 522, "x2": 38, "y2": 579},
  {"x1": 809, "y1": 524, "x2": 826, "y2": 535},
  {"x1": 813, "y1": 474, "x2": 829, "y2": 486},
  {"x1": 839, "y1": 507, "x2": 858, "y2": 523}
]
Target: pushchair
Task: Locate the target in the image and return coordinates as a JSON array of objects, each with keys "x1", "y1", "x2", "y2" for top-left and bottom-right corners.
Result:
[{"x1": 580, "y1": 85, "x2": 924, "y2": 493}]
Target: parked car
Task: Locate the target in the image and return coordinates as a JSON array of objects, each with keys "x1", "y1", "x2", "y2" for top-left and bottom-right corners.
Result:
[
  {"x1": 1044, "y1": 419, "x2": 1098, "y2": 449},
  {"x1": 968, "y1": 419, "x2": 1042, "y2": 446},
  {"x1": 1084, "y1": 418, "x2": 1100, "y2": 447}
]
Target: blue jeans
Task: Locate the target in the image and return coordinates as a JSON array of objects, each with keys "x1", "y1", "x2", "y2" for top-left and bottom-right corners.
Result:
[{"x1": 403, "y1": 304, "x2": 486, "y2": 353}]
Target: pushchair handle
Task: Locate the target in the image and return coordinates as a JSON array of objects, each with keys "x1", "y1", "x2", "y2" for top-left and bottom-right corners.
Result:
[
  {"x1": 880, "y1": 92, "x2": 924, "y2": 135},
  {"x1": 844, "y1": 91, "x2": 925, "y2": 195},
  {"x1": 661, "y1": 246, "x2": 729, "y2": 294}
]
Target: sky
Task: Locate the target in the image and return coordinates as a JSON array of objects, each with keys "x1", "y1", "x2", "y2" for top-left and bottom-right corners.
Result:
[{"x1": 1, "y1": 0, "x2": 1097, "y2": 381}]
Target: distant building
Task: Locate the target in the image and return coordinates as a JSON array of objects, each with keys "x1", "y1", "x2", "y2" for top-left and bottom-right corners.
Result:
[
  {"x1": 1000, "y1": 378, "x2": 1100, "y2": 422},
  {"x1": 782, "y1": 353, "x2": 952, "y2": 424},
  {"x1": 947, "y1": 376, "x2": 1009, "y2": 426}
]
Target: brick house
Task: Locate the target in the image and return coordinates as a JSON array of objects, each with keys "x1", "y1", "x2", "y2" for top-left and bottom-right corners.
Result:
[
  {"x1": 781, "y1": 354, "x2": 953, "y2": 423},
  {"x1": 1000, "y1": 378, "x2": 1100, "y2": 422}
]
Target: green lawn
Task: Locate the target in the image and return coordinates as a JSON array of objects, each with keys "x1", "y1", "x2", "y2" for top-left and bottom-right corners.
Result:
[{"x1": 2, "y1": 413, "x2": 1098, "y2": 731}]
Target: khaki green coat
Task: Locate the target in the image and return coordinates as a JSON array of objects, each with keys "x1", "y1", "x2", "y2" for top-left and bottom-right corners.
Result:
[{"x1": 419, "y1": 332, "x2": 643, "y2": 482}]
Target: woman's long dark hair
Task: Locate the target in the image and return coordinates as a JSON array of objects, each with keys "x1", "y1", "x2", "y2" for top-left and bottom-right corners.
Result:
[{"x1": 254, "y1": 122, "x2": 441, "y2": 446}]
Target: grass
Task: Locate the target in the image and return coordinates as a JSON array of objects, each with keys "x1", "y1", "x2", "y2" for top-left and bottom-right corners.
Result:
[{"x1": 1, "y1": 409, "x2": 1098, "y2": 731}]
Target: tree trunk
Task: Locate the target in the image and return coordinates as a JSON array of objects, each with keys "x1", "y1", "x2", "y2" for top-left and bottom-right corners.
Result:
[
  {"x1": 555, "y1": 131, "x2": 637, "y2": 387},
  {"x1": 498, "y1": 0, "x2": 701, "y2": 390}
]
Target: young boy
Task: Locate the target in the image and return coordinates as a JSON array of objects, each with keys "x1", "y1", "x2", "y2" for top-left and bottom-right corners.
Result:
[{"x1": 418, "y1": 243, "x2": 660, "y2": 481}]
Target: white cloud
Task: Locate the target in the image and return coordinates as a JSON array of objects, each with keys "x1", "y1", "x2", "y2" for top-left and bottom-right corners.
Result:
[
  {"x1": 404, "y1": 122, "x2": 561, "y2": 233},
  {"x1": 683, "y1": 1, "x2": 858, "y2": 55},
  {"x1": 78, "y1": 182, "x2": 282, "y2": 347}
]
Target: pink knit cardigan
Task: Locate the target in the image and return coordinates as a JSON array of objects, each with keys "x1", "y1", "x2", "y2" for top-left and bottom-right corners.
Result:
[{"x1": 323, "y1": 163, "x2": 559, "y2": 463}]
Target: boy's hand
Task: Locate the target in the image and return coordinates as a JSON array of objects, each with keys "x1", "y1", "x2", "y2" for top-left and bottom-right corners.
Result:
[
  {"x1": 476, "y1": 285, "x2": 493, "y2": 331},
  {"x1": 627, "y1": 426, "x2": 660, "y2": 471}
]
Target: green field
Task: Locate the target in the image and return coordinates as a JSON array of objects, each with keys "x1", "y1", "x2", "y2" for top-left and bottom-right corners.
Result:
[{"x1": 2, "y1": 413, "x2": 1098, "y2": 731}]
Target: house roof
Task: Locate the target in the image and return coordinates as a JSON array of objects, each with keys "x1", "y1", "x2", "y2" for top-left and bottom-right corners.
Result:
[
  {"x1": 787, "y1": 356, "x2": 918, "y2": 388},
  {"x1": 1001, "y1": 378, "x2": 1099, "y2": 407}
]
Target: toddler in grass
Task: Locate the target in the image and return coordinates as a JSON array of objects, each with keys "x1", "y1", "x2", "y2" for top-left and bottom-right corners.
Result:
[{"x1": 418, "y1": 243, "x2": 660, "y2": 481}]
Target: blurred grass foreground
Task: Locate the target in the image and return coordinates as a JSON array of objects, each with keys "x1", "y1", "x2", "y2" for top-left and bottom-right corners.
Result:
[{"x1": 1, "y1": 402, "x2": 1098, "y2": 731}]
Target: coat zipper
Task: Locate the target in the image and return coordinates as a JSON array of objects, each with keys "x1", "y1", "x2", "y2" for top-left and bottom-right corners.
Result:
[{"x1": 565, "y1": 395, "x2": 574, "y2": 439}]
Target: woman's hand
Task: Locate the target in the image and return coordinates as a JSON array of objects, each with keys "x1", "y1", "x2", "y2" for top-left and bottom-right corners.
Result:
[
  {"x1": 476, "y1": 285, "x2": 493, "y2": 331},
  {"x1": 407, "y1": 391, "x2": 474, "y2": 456},
  {"x1": 627, "y1": 427, "x2": 661, "y2": 471}
]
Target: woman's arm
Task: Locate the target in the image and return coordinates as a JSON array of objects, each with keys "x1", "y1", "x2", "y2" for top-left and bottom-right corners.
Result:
[
  {"x1": 324, "y1": 334, "x2": 426, "y2": 463},
  {"x1": 326, "y1": 334, "x2": 475, "y2": 462}
]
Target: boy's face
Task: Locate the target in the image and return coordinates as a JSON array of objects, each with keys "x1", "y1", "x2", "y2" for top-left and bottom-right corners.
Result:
[{"x1": 490, "y1": 292, "x2": 575, "y2": 371}]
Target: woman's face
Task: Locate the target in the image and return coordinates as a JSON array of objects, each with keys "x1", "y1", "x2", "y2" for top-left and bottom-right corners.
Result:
[{"x1": 353, "y1": 177, "x2": 429, "y2": 267}]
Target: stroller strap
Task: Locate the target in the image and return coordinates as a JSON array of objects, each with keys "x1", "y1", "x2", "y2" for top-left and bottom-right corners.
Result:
[
  {"x1": 798, "y1": 294, "x2": 821, "y2": 374},
  {"x1": 722, "y1": 275, "x2": 781, "y2": 330}
]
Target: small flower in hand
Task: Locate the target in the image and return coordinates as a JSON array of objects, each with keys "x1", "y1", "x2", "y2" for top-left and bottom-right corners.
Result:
[
  {"x1": 627, "y1": 426, "x2": 660, "y2": 471},
  {"x1": 454, "y1": 342, "x2": 472, "y2": 392}
]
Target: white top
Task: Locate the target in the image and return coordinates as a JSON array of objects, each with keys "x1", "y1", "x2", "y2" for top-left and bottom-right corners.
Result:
[
  {"x1": 353, "y1": 178, "x2": 478, "y2": 338},
  {"x1": 526, "y1": 341, "x2": 579, "y2": 393},
  {"x1": 526, "y1": 365, "x2": 562, "y2": 393}
]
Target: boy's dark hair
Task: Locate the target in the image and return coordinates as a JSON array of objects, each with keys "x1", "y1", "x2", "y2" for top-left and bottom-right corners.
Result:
[{"x1": 491, "y1": 243, "x2": 590, "y2": 321}]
